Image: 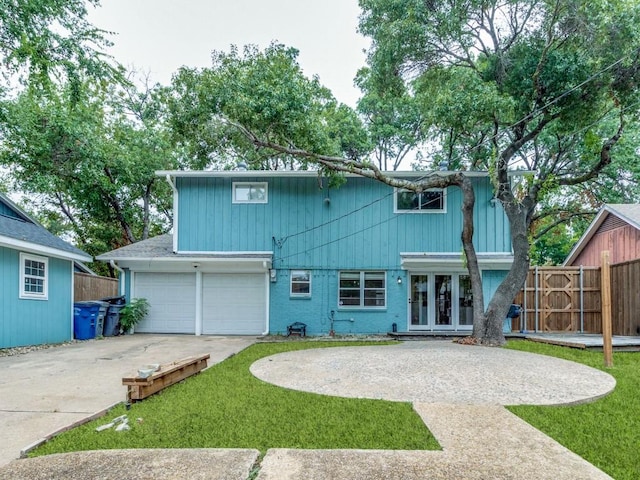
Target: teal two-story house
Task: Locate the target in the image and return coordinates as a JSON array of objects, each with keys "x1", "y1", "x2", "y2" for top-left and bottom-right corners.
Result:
[{"x1": 97, "y1": 170, "x2": 513, "y2": 336}]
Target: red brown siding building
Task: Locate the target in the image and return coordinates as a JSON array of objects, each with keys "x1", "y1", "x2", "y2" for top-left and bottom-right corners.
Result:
[{"x1": 564, "y1": 204, "x2": 640, "y2": 266}]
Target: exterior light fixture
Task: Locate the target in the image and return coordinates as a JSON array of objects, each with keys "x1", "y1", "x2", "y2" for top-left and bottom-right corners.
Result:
[{"x1": 397, "y1": 276, "x2": 403, "y2": 285}]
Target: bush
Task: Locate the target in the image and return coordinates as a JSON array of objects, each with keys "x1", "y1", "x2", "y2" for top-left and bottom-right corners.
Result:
[{"x1": 119, "y1": 298, "x2": 149, "y2": 333}]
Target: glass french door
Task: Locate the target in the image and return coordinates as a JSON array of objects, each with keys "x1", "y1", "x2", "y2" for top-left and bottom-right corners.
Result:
[{"x1": 409, "y1": 273, "x2": 473, "y2": 331}]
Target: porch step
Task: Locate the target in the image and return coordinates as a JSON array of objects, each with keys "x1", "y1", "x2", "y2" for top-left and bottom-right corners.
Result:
[{"x1": 387, "y1": 331, "x2": 526, "y2": 341}]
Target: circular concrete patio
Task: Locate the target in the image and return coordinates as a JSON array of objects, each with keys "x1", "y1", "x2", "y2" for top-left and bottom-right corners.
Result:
[{"x1": 250, "y1": 341, "x2": 616, "y2": 405}]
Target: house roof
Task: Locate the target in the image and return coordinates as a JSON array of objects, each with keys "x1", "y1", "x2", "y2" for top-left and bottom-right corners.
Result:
[
  {"x1": 563, "y1": 204, "x2": 640, "y2": 266},
  {"x1": 0, "y1": 193, "x2": 91, "y2": 262},
  {"x1": 156, "y1": 169, "x2": 537, "y2": 180},
  {"x1": 96, "y1": 234, "x2": 272, "y2": 262}
]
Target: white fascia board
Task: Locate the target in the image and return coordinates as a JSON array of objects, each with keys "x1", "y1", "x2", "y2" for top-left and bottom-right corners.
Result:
[
  {"x1": 562, "y1": 207, "x2": 609, "y2": 266},
  {"x1": 175, "y1": 250, "x2": 273, "y2": 256},
  {"x1": 156, "y1": 169, "x2": 493, "y2": 179},
  {"x1": 0, "y1": 235, "x2": 92, "y2": 263},
  {"x1": 110, "y1": 255, "x2": 273, "y2": 274},
  {"x1": 400, "y1": 252, "x2": 514, "y2": 270}
]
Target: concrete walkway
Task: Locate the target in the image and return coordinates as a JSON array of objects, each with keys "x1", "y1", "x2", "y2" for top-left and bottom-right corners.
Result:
[{"x1": 0, "y1": 340, "x2": 617, "y2": 479}]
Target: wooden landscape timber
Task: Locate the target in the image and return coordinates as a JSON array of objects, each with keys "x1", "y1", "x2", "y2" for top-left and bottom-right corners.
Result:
[{"x1": 122, "y1": 354, "x2": 210, "y2": 402}]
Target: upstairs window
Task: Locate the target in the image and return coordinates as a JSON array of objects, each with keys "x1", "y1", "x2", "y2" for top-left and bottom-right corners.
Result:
[
  {"x1": 290, "y1": 270, "x2": 311, "y2": 297},
  {"x1": 339, "y1": 271, "x2": 386, "y2": 308},
  {"x1": 232, "y1": 182, "x2": 268, "y2": 203},
  {"x1": 395, "y1": 189, "x2": 446, "y2": 213},
  {"x1": 20, "y1": 253, "x2": 48, "y2": 300}
]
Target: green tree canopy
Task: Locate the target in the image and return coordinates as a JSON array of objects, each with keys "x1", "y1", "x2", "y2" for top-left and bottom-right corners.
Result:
[
  {"x1": 0, "y1": 76, "x2": 177, "y2": 272},
  {"x1": 0, "y1": 0, "x2": 118, "y2": 93},
  {"x1": 166, "y1": 43, "x2": 371, "y2": 170}
]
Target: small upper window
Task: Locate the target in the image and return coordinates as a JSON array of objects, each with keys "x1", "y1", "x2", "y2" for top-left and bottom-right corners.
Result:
[
  {"x1": 233, "y1": 182, "x2": 268, "y2": 203},
  {"x1": 290, "y1": 270, "x2": 311, "y2": 297},
  {"x1": 395, "y1": 189, "x2": 446, "y2": 213},
  {"x1": 20, "y1": 253, "x2": 48, "y2": 300}
]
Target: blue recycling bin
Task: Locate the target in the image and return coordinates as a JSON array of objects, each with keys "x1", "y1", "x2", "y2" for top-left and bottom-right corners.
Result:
[
  {"x1": 73, "y1": 301, "x2": 109, "y2": 339},
  {"x1": 74, "y1": 302, "x2": 100, "y2": 340}
]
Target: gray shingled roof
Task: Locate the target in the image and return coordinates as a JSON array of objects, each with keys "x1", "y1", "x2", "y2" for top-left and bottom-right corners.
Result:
[
  {"x1": 96, "y1": 234, "x2": 271, "y2": 260},
  {"x1": 0, "y1": 213, "x2": 90, "y2": 260},
  {"x1": 606, "y1": 204, "x2": 640, "y2": 229},
  {"x1": 96, "y1": 234, "x2": 174, "y2": 259}
]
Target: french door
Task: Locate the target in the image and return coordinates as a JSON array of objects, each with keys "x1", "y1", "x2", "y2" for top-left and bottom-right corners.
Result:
[{"x1": 408, "y1": 273, "x2": 474, "y2": 331}]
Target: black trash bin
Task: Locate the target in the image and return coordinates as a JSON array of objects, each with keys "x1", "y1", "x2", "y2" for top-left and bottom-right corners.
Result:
[
  {"x1": 103, "y1": 304, "x2": 124, "y2": 336},
  {"x1": 101, "y1": 296, "x2": 126, "y2": 336}
]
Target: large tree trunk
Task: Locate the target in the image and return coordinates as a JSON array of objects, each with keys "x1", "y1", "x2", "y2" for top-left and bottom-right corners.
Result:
[
  {"x1": 457, "y1": 176, "x2": 490, "y2": 343},
  {"x1": 482, "y1": 201, "x2": 531, "y2": 345}
]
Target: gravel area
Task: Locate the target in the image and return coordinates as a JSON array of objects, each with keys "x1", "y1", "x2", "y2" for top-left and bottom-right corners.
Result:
[{"x1": 0, "y1": 340, "x2": 82, "y2": 357}]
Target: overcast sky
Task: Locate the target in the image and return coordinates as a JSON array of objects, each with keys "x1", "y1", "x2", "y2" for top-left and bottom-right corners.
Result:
[{"x1": 87, "y1": 0, "x2": 370, "y2": 107}]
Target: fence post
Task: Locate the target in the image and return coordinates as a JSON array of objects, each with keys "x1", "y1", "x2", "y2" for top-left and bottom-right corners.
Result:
[
  {"x1": 579, "y1": 265, "x2": 584, "y2": 333},
  {"x1": 534, "y1": 265, "x2": 539, "y2": 332},
  {"x1": 601, "y1": 251, "x2": 613, "y2": 367}
]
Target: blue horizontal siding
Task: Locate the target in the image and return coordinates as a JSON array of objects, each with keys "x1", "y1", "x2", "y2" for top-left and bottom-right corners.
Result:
[
  {"x1": 176, "y1": 175, "x2": 511, "y2": 269},
  {"x1": 0, "y1": 247, "x2": 73, "y2": 348}
]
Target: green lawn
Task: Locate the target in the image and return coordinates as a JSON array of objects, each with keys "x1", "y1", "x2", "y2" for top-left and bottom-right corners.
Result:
[
  {"x1": 506, "y1": 340, "x2": 640, "y2": 480},
  {"x1": 32, "y1": 341, "x2": 438, "y2": 456}
]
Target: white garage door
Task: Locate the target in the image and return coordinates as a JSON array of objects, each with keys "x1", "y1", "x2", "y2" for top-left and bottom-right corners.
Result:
[
  {"x1": 134, "y1": 272, "x2": 196, "y2": 333},
  {"x1": 202, "y1": 273, "x2": 266, "y2": 335}
]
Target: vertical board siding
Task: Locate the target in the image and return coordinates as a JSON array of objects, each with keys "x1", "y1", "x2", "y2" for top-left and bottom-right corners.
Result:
[
  {"x1": 177, "y1": 176, "x2": 511, "y2": 265},
  {"x1": 0, "y1": 247, "x2": 73, "y2": 348},
  {"x1": 611, "y1": 259, "x2": 640, "y2": 335},
  {"x1": 571, "y1": 221, "x2": 640, "y2": 266},
  {"x1": 175, "y1": 174, "x2": 511, "y2": 335}
]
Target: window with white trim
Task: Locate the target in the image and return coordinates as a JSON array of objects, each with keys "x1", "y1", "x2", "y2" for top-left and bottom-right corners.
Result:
[
  {"x1": 232, "y1": 182, "x2": 268, "y2": 203},
  {"x1": 395, "y1": 188, "x2": 446, "y2": 213},
  {"x1": 339, "y1": 271, "x2": 386, "y2": 308},
  {"x1": 290, "y1": 270, "x2": 311, "y2": 297},
  {"x1": 20, "y1": 253, "x2": 48, "y2": 300}
]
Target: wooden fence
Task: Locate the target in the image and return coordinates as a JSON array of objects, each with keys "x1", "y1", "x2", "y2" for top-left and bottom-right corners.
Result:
[
  {"x1": 611, "y1": 259, "x2": 640, "y2": 336},
  {"x1": 512, "y1": 258, "x2": 640, "y2": 336},
  {"x1": 74, "y1": 272, "x2": 118, "y2": 302}
]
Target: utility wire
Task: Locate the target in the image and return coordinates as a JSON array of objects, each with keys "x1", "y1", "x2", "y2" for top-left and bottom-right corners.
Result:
[{"x1": 274, "y1": 51, "x2": 637, "y2": 261}]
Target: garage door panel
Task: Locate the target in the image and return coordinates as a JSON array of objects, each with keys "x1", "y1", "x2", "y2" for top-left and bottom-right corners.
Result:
[
  {"x1": 202, "y1": 273, "x2": 265, "y2": 335},
  {"x1": 135, "y1": 273, "x2": 196, "y2": 334}
]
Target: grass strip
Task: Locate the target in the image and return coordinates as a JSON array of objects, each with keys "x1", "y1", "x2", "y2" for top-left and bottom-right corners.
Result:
[
  {"x1": 505, "y1": 340, "x2": 640, "y2": 480},
  {"x1": 32, "y1": 341, "x2": 438, "y2": 456}
]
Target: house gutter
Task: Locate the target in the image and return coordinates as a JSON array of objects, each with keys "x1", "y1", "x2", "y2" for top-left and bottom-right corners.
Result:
[
  {"x1": 165, "y1": 174, "x2": 179, "y2": 253},
  {"x1": 110, "y1": 260, "x2": 125, "y2": 296}
]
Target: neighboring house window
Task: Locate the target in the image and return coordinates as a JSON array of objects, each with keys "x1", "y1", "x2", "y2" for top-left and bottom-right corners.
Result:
[
  {"x1": 339, "y1": 271, "x2": 386, "y2": 308},
  {"x1": 232, "y1": 182, "x2": 268, "y2": 203},
  {"x1": 395, "y1": 188, "x2": 446, "y2": 213},
  {"x1": 20, "y1": 253, "x2": 48, "y2": 300},
  {"x1": 290, "y1": 270, "x2": 311, "y2": 297}
]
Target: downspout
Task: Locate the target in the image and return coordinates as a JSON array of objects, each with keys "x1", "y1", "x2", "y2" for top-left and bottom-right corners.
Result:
[
  {"x1": 263, "y1": 261, "x2": 270, "y2": 336},
  {"x1": 165, "y1": 174, "x2": 179, "y2": 253},
  {"x1": 110, "y1": 260, "x2": 125, "y2": 296}
]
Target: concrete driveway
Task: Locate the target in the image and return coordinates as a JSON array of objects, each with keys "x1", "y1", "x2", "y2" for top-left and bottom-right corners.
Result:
[{"x1": 0, "y1": 334, "x2": 256, "y2": 467}]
